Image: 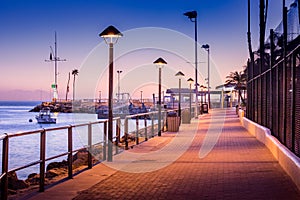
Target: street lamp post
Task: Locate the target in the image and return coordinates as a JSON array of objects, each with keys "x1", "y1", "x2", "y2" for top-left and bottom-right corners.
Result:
[
  {"x1": 99, "y1": 25, "x2": 123, "y2": 162},
  {"x1": 175, "y1": 71, "x2": 185, "y2": 118},
  {"x1": 202, "y1": 44, "x2": 210, "y2": 109},
  {"x1": 200, "y1": 84, "x2": 204, "y2": 114},
  {"x1": 204, "y1": 86, "x2": 207, "y2": 103},
  {"x1": 184, "y1": 10, "x2": 199, "y2": 118},
  {"x1": 140, "y1": 91, "x2": 143, "y2": 103},
  {"x1": 187, "y1": 78, "x2": 194, "y2": 122},
  {"x1": 153, "y1": 57, "x2": 167, "y2": 137},
  {"x1": 99, "y1": 90, "x2": 101, "y2": 103},
  {"x1": 200, "y1": 85, "x2": 204, "y2": 104},
  {"x1": 117, "y1": 70, "x2": 122, "y2": 102}
]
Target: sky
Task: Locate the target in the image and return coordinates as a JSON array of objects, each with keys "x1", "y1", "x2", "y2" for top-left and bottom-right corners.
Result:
[{"x1": 0, "y1": 0, "x2": 295, "y2": 101}]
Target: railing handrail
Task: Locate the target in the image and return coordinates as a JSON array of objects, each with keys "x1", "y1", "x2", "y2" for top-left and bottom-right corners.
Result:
[
  {"x1": 0, "y1": 117, "x2": 120, "y2": 200},
  {"x1": 0, "y1": 108, "x2": 182, "y2": 199}
]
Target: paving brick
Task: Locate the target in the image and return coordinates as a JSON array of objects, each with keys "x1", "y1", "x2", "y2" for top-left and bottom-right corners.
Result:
[{"x1": 28, "y1": 109, "x2": 300, "y2": 200}]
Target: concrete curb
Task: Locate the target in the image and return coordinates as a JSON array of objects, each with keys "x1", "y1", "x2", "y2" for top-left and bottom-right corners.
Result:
[{"x1": 238, "y1": 110, "x2": 300, "y2": 190}]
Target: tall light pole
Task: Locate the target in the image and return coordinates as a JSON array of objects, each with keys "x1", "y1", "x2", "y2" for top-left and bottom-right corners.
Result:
[
  {"x1": 140, "y1": 91, "x2": 143, "y2": 103},
  {"x1": 187, "y1": 78, "x2": 194, "y2": 122},
  {"x1": 200, "y1": 85, "x2": 204, "y2": 105},
  {"x1": 202, "y1": 44, "x2": 210, "y2": 109},
  {"x1": 117, "y1": 70, "x2": 122, "y2": 102},
  {"x1": 153, "y1": 57, "x2": 167, "y2": 136},
  {"x1": 99, "y1": 25, "x2": 123, "y2": 162},
  {"x1": 200, "y1": 84, "x2": 204, "y2": 114},
  {"x1": 204, "y1": 85, "x2": 207, "y2": 103},
  {"x1": 99, "y1": 90, "x2": 101, "y2": 103},
  {"x1": 175, "y1": 71, "x2": 185, "y2": 118},
  {"x1": 184, "y1": 10, "x2": 199, "y2": 118}
]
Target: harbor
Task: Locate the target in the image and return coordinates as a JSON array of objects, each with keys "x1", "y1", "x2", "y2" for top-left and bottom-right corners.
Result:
[{"x1": 1, "y1": 0, "x2": 300, "y2": 199}]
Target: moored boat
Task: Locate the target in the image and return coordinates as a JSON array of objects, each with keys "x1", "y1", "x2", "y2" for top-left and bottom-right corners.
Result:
[{"x1": 35, "y1": 107, "x2": 57, "y2": 124}]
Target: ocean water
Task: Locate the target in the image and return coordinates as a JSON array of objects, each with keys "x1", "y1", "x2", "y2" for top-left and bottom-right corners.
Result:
[{"x1": 0, "y1": 101, "x2": 151, "y2": 180}]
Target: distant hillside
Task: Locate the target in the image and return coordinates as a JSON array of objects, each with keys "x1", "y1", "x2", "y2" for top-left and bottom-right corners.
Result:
[{"x1": 0, "y1": 89, "x2": 51, "y2": 101}]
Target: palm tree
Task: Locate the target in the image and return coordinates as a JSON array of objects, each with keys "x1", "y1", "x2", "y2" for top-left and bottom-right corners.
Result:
[
  {"x1": 72, "y1": 69, "x2": 79, "y2": 101},
  {"x1": 225, "y1": 70, "x2": 247, "y2": 107}
]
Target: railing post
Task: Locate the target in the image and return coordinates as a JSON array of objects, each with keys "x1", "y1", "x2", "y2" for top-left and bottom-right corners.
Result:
[
  {"x1": 103, "y1": 121, "x2": 107, "y2": 160},
  {"x1": 125, "y1": 118, "x2": 129, "y2": 150},
  {"x1": 88, "y1": 124, "x2": 92, "y2": 169},
  {"x1": 151, "y1": 113, "x2": 154, "y2": 138},
  {"x1": 67, "y1": 126, "x2": 73, "y2": 179},
  {"x1": 115, "y1": 118, "x2": 121, "y2": 154},
  {"x1": 144, "y1": 117, "x2": 148, "y2": 141},
  {"x1": 39, "y1": 130, "x2": 46, "y2": 192},
  {"x1": 1, "y1": 134, "x2": 9, "y2": 200},
  {"x1": 136, "y1": 117, "x2": 139, "y2": 145}
]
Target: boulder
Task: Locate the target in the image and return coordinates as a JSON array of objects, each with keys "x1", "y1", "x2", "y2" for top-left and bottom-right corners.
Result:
[
  {"x1": 7, "y1": 172, "x2": 29, "y2": 190},
  {"x1": 46, "y1": 168, "x2": 67, "y2": 179},
  {"x1": 72, "y1": 150, "x2": 88, "y2": 168},
  {"x1": 26, "y1": 173, "x2": 40, "y2": 185},
  {"x1": 46, "y1": 160, "x2": 68, "y2": 171}
]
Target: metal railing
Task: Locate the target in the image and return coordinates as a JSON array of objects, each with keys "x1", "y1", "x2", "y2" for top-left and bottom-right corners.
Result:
[
  {"x1": 0, "y1": 117, "x2": 121, "y2": 200},
  {"x1": 0, "y1": 108, "x2": 183, "y2": 199},
  {"x1": 123, "y1": 110, "x2": 171, "y2": 149},
  {"x1": 247, "y1": 43, "x2": 300, "y2": 158}
]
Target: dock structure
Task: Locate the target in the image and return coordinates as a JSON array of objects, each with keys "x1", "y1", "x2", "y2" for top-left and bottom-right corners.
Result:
[{"x1": 25, "y1": 108, "x2": 300, "y2": 200}]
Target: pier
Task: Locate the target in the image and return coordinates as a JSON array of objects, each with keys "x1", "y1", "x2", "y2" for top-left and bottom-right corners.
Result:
[
  {"x1": 17, "y1": 109, "x2": 300, "y2": 199},
  {"x1": 2, "y1": 1, "x2": 300, "y2": 199}
]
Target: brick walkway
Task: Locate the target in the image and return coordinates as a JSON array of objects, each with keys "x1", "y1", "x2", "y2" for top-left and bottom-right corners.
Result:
[{"x1": 29, "y1": 109, "x2": 300, "y2": 200}]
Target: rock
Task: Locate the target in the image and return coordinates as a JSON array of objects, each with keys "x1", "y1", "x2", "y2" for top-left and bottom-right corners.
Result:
[
  {"x1": 46, "y1": 168, "x2": 67, "y2": 179},
  {"x1": 27, "y1": 173, "x2": 38, "y2": 179},
  {"x1": 72, "y1": 150, "x2": 88, "y2": 168},
  {"x1": 46, "y1": 160, "x2": 68, "y2": 171},
  {"x1": 7, "y1": 172, "x2": 29, "y2": 190},
  {"x1": 25, "y1": 173, "x2": 40, "y2": 185}
]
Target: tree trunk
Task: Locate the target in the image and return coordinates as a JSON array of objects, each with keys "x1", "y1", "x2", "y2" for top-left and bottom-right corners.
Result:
[
  {"x1": 73, "y1": 76, "x2": 76, "y2": 101},
  {"x1": 238, "y1": 89, "x2": 241, "y2": 107}
]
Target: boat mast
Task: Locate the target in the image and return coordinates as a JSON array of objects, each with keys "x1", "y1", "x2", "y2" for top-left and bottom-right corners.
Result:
[
  {"x1": 45, "y1": 32, "x2": 66, "y2": 102},
  {"x1": 55, "y1": 32, "x2": 58, "y2": 92}
]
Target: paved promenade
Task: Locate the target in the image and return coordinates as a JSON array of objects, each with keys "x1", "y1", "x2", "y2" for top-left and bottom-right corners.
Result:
[{"x1": 27, "y1": 109, "x2": 300, "y2": 200}]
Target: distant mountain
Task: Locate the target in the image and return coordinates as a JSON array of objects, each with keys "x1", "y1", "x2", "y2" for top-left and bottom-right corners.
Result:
[{"x1": 0, "y1": 89, "x2": 52, "y2": 101}]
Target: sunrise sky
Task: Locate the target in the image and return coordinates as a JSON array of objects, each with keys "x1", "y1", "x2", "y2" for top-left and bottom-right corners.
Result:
[{"x1": 0, "y1": 0, "x2": 295, "y2": 100}]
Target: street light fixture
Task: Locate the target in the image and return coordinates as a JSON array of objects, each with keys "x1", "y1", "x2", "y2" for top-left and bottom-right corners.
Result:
[
  {"x1": 153, "y1": 57, "x2": 167, "y2": 137},
  {"x1": 187, "y1": 78, "x2": 194, "y2": 122},
  {"x1": 117, "y1": 70, "x2": 123, "y2": 102},
  {"x1": 175, "y1": 71, "x2": 185, "y2": 118},
  {"x1": 184, "y1": 10, "x2": 199, "y2": 118},
  {"x1": 99, "y1": 25, "x2": 123, "y2": 162},
  {"x1": 202, "y1": 44, "x2": 210, "y2": 109}
]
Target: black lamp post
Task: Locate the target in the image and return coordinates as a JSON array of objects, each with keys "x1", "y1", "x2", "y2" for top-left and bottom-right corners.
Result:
[
  {"x1": 153, "y1": 57, "x2": 167, "y2": 136},
  {"x1": 99, "y1": 25, "x2": 123, "y2": 162},
  {"x1": 200, "y1": 85, "x2": 204, "y2": 105},
  {"x1": 187, "y1": 78, "x2": 194, "y2": 121},
  {"x1": 99, "y1": 90, "x2": 101, "y2": 103},
  {"x1": 140, "y1": 91, "x2": 143, "y2": 103},
  {"x1": 175, "y1": 71, "x2": 185, "y2": 118},
  {"x1": 202, "y1": 44, "x2": 210, "y2": 109},
  {"x1": 184, "y1": 10, "x2": 199, "y2": 118}
]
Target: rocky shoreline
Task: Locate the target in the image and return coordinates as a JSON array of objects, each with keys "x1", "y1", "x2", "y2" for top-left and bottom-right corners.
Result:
[
  {"x1": 4, "y1": 122, "x2": 160, "y2": 199},
  {"x1": 29, "y1": 101, "x2": 101, "y2": 113},
  {"x1": 6, "y1": 149, "x2": 92, "y2": 197}
]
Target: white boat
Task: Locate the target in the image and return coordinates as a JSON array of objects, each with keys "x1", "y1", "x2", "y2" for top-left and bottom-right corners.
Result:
[{"x1": 35, "y1": 108, "x2": 56, "y2": 124}]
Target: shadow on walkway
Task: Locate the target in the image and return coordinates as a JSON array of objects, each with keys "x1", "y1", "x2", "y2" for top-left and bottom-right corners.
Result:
[{"x1": 28, "y1": 108, "x2": 300, "y2": 200}]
